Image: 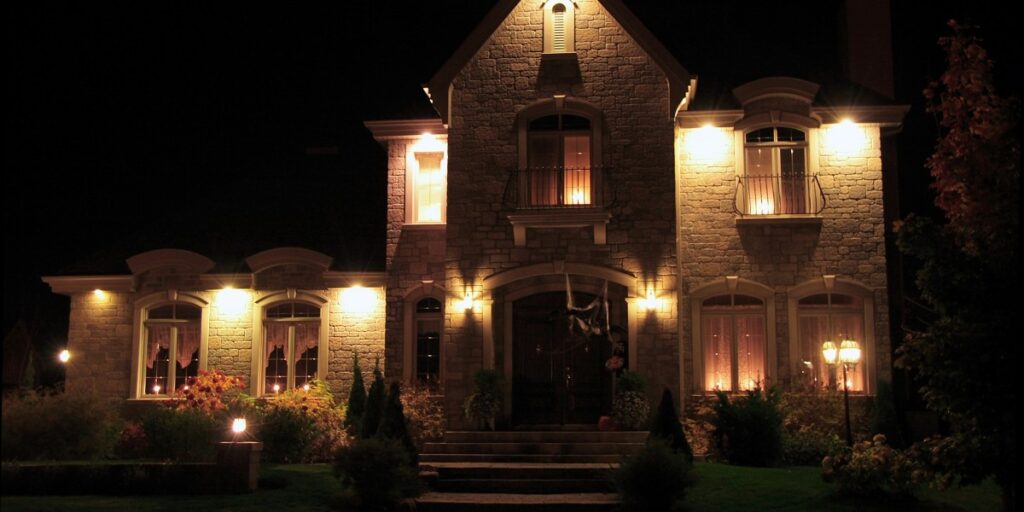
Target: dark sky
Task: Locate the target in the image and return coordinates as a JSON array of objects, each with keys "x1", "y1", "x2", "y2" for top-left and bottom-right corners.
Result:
[{"x1": 4, "y1": 1, "x2": 1017, "y2": 367}]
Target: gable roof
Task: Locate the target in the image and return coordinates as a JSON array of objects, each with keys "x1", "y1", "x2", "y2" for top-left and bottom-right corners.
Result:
[{"x1": 425, "y1": 0, "x2": 693, "y2": 124}]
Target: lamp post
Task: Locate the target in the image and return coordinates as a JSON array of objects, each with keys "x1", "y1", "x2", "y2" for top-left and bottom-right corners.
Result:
[{"x1": 822, "y1": 338, "x2": 862, "y2": 446}]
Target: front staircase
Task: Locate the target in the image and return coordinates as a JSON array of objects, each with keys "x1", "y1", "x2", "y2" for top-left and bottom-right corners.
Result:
[{"x1": 416, "y1": 430, "x2": 646, "y2": 511}]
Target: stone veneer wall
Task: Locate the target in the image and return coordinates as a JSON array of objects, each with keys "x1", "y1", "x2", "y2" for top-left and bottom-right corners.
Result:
[
  {"x1": 328, "y1": 287, "x2": 387, "y2": 394},
  {"x1": 675, "y1": 120, "x2": 891, "y2": 398},
  {"x1": 443, "y1": 0, "x2": 679, "y2": 427},
  {"x1": 65, "y1": 291, "x2": 133, "y2": 398}
]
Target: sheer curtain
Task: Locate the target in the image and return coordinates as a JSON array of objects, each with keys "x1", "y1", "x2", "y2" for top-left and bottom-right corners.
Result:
[
  {"x1": 176, "y1": 324, "x2": 201, "y2": 368},
  {"x1": 146, "y1": 325, "x2": 172, "y2": 369},
  {"x1": 264, "y1": 323, "x2": 289, "y2": 369},
  {"x1": 799, "y1": 315, "x2": 830, "y2": 389},
  {"x1": 702, "y1": 316, "x2": 732, "y2": 391},
  {"x1": 735, "y1": 315, "x2": 766, "y2": 390}
]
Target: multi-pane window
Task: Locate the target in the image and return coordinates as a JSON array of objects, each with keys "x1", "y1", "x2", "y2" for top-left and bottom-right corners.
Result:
[
  {"x1": 744, "y1": 127, "x2": 809, "y2": 214},
  {"x1": 264, "y1": 302, "x2": 321, "y2": 394},
  {"x1": 415, "y1": 298, "x2": 442, "y2": 386},
  {"x1": 144, "y1": 303, "x2": 201, "y2": 395},
  {"x1": 413, "y1": 151, "x2": 445, "y2": 223},
  {"x1": 701, "y1": 294, "x2": 766, "y2": 391},
  {"x1": 526, "y1": 114, "x2": 592, "y2": 207},
  {"x1": 797, "y1": 293, "x2": 865, "y2": 392}
]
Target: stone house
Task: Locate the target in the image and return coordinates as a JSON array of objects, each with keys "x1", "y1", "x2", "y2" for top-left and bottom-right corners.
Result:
[{"x1": 46, "y1": 0, "x2": 906, "y2": 428}]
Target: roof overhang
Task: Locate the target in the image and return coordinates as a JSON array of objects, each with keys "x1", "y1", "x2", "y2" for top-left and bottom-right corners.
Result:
[
  {"x1": 364, "y1": 119, "x2": 448, "y2": 143},
  {"x1": 43, "y1": 275, "x2": 135, "y2": 295}
]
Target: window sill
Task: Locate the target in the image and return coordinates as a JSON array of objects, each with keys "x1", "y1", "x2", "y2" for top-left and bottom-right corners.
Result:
[
  {"x1": 403, "y1": 223, "x2": 446, "y2": 231},
  {"x1": 507, "y1": 208, "x2": 611, "y2": 247},
  {"x1": 735, "y1": 214, "x2": 823, "y2": 226}
]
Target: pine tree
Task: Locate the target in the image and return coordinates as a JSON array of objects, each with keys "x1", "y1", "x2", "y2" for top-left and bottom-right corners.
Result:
[
  {"x1": 360, "y1": 359, "x2": 386, "y2": 439},
  {"x1": 378, "y1": 381, "x2": 419, "y2": 466},
  {"x1": 648, "y1": 388, "x2": 693, "y2": 463},
  {"x1": 345, "y1": 354, "x2": 367, "y2": 431}
]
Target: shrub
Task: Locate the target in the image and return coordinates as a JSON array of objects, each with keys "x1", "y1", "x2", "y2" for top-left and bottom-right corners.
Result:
[
  {"x1": 139, "y1": 407, "x2": 219, "y2": 462},
  {"x1": 261, "y1": 380, "x2": 348, "y2": 462},
  {"x1": 712, "y1": 387, "x2": 783, "y2": 467},
  {"x1": 682, "y1": 398, "x2": 717, "y2": 460},
  {"x1": 464, "y1": 369, "x2": 503, "y2": 430},
  {"x1": 378, "y1": 382, "x2": 418, "y2": 466},
  {"x1": 333, "y1": 438, "x2": 422, "y2": 511},
  {"x1": 2, "y1": 390, "x2": 121, "y2": 461},
  {"x1": 400, "y1": 385, "x2": 445, "y2": 450},
  {"x1": 171, "y1": 369, "x2": 249, "y2": 417},
  {"x1": 822, "y1": 434, "x2": 916, "y2": 497},
  {"x1": 612, "y1": 391, "x2": 650, "y2": 431},
  {"x1": 116, "y1": 422, "x2": 149, "y2": 459},
  {"x1": 360, "y1": 362, "x2": 386, "y2": 438},
  {"x1": 614, "y1": 441, "x2": 692, "y2": 512},
  {"x1": 617, "y1": 369, "x2": 646, "y2": 393},
  {"x1": 345, "y1": 354, "x2": 367, "y2": 431},
  {"x1": 782, "y1": 430, "x2": 840, "y2": 466},
  {"x1": 648, "y1": 388, "x2": 693, "y2": 463},
  {"x1": 869, "y1": 380, "x2": 905, "y2": 449},
  {"x1": 777, "y1": 388, "x2": 872, "y2": 465}
]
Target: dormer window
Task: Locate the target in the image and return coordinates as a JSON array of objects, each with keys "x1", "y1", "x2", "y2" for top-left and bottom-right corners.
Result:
[{"x1": 543, "y1": 1, "x2": 575, "y2": 54}]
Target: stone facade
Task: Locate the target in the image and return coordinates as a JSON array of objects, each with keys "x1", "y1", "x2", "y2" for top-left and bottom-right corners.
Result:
[{"x1": 65, "y1": 291, "x2": 133, "y2": 398}]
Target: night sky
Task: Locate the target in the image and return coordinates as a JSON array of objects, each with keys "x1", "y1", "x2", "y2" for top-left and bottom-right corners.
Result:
[{"x1": 4, "y1": 1, "x2": 1016, "y2": 380}]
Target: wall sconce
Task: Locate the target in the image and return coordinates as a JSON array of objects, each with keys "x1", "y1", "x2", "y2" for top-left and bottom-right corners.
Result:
[
  {"x1": 216, "y1": 288, "x2": 249, "y2": 318},
  {"x1": 825, "y1": 119, "x2": 867, "y2": 156},
  {"x1": 638, "y1": 289, "x2": 663, "y2": 312},
  {"x1": 684, "y1": 124, "x2": 730, "y2": 165},
  {"x1": 458, "y1": 292, "x2": 477, "y2": 312},
  {"x1": 340, "y1": 286, "x2": 377, "y2": 314},
  {"x1": 58, "y1": 349, "x2": 71, "y2": 363}
]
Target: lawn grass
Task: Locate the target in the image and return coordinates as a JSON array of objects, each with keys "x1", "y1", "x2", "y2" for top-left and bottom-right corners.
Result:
[{"x1": 2, "y1": 462, "x2": 1000, "y2": 512}]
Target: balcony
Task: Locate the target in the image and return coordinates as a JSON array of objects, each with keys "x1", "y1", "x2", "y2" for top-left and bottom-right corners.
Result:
[
  {"x1": 504, "y1": 166, "x2": 613, "y2": 246},
  {"x1": 734, "y1": 174, "x2": 826, "y2": 223}
]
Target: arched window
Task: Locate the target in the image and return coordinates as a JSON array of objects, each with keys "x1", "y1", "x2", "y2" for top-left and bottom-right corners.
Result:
[
  {"x1": 543, "y1": 1, "x2": 575, "y2": 54},
  {"x1": 525, "y1": 113, "x2": 592, "y2": 207},
  {"x1": 414, "y1": 298, "x2": 443, "y2": 386},
  {"x1": 797, "y1": 293, "x2": 865, "y2": 392},
  {"x1": 263, "y1": 302, "x2": 321, "y2": 393},
  {"x1": 701, "y1": 294, "x2": 767, "y2": 391},
  {"x1": 743, "y1": 126, "x2": 810, "y2": 215},
  {"x1": 143, "y1": 303, "x2": 202, "y2": 395}
]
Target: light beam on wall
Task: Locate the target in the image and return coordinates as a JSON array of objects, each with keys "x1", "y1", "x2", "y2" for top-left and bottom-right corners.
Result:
[
  {"x1": 685, "y1": 125, "x2": 730, "y2": 165},
  {"x1": 340, "y1": 286, "x2": 378, "y2": 314},
  {"x1": 216, "y1": 288, "x2": 249, "y2": 318},
  {"x1": 825, "y1": 119, "x2": 867, "y2": 156}
]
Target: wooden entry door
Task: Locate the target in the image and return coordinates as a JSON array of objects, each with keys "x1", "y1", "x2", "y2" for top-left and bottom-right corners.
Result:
[{"x1": 512, "y1": 291, "x2": 613, "y2": 426}]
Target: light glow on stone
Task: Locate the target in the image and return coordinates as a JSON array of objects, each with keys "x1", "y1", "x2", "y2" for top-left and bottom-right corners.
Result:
[
  {"x1": 216, "y1": 288, "x2": 249, "y2": 318},
  {"x1": 825, "y1": 119, "x2": 867, "y2": 156},
  {"x1": 340, "y1": 286, "x2": 377, "y2": 314},
  {"x1": 685, "y1": 124, "x2": 730, "y2": 165}
]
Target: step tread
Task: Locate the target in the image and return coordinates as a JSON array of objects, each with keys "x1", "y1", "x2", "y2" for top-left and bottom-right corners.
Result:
[
  {"x1": 422, "y1": 462, "x2": 619, "y2": 470},
  {"x1": 417, "y1": 492, "x2": 620, "y2": 504}
]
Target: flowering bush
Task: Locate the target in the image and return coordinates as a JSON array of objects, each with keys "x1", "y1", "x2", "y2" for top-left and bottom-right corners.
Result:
[
  {"x1": 172, "y1": 369, "x2": 250, "y2": 417},
  {"x1": 612, "y1": 391, "x2": 650, "y2": 431},
  {"x1": 400, "y1": 385, "x2": 445, "y2": 450},
  {"x1": 822, "y1": 434, "x2": 916, "y2": 496},
  {"x1": 261, "y1": 380, "x2": 348, "y2": 462}
]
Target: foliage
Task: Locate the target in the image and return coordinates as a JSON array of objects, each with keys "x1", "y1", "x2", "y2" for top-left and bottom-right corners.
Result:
[
  {"x1": 1, "y1": 390, "x2": 121, "y2": 461},
  {"x1": 612, "y1": 391, "x2": 650, "y2": 431},
  {"x1": 900, "y1": 435, "x2": 993, "y2": 492},
  {"x1": 614, "y1": 441, "x2": 693, "y2": 512},
  {"x1": 682, "y1": 399, "x2": 717, "y2": 460},
  {"x1": 822, "y1": 435, "x2": 918, "y2": 497},
  {"x1": 777, "y1": 389, "x2": 871, "y2": 464},
  {"x1": 171, "y1": 369, "x2": 251, "y2": 418},
  {"x1": 115, "y1": 422, "x2": 149, "y2": 460},
  {"x1": 869, "y1": 380, "x2": 904, "y2": 449},
  {"x1": 359, "y1": 362, "x2": 386, "y2": 439},
  {"x1": 648, "y1": 388, "x2": 693, "y2": 463},
  {"x1": 261, "y1": 380, "x2": 348, "y2": 462},
  {"x1": 896, "y1": 21, "x2": 1018, "y2": 509},
  {"x1": 377, "y1": 382, "x2": 418, "y2": 467},
  {"x1": 139, "y1": 407, "x2": 219, "y2": 461},
  {"x1": 712, "y1": 387, "x2": 783, "y2": 467},
  {"x1": 400, "y1": 385, "x2": 445, "y2": 450},
  {"x1": 463, "y1": 369, "x2": 504, "y2": 430},
  {"x1": 332, "y1": 438, "x2": 422, "y2": 511},
  {"x1": 782, "y1": 430, "x2": 841, "y2": 466},
  {"x1": 345, "y1": 354, "x2": 367, "y2": 431},
  {"x1": 617, "y1": 369, "x2": 646, "y2": 393}
]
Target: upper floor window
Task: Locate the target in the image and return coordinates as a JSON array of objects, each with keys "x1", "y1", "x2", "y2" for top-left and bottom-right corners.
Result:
[
  {"x1": 524, "y1": 114, "x2": 592, "y2": 207},
  {"x1": 414, "y1": 298, "x2": 443, "y2": 386},
  {"x1": 543, "y1": 1, "x2": 575, "y2": 54},
  {"x1": 741, "y1": 127, "x2": 818, "y2": 215},
  {"x1": 144, "y1": 303, "x2": 201, "y2": 395},
  {"x1": 264, "y1": 302, "x2": 321, "y2": 394},
  {"x1": 796, "y1": 293, "x2": 865, "y2": 392},
  {"x1": 701, "y1": 294, "x2": 766, "y2": 391},
  {"x1": 407, "y1": 133, "x2": 447, "y2": 224}
]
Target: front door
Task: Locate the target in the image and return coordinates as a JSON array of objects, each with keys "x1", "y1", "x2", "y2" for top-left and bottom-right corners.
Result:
[{"x1": 512, "y1": 291, "x2": 613, "y2": 425}]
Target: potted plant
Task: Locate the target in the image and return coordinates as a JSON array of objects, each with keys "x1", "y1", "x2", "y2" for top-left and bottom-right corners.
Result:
[{"x1": 463, "y1": 369, "x2": 503, "y2": 430}]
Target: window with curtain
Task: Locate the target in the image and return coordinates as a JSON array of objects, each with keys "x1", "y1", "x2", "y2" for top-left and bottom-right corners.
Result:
[
  {"x1": 797, "y1": 293, "x2": 865, "y2": 392},
  {"x1": 144, "y1": 303, "x2": 201, "y2": 395},
  {"x1": 414, "y1": 297, "x2": 442, "y2": 386},
  {"x1": 413, "y1": 151, "x2": 445, "y2": 223},
  {"x1": 264, "y1": 302, "x2": 321, "y2": 394},
  {"x1": 743, "y1": 127, "x2": 808, "y2": 215},
  {"x1": 701, "y1": 294, "x2": 766, "y2": 391},
  {"x1": 526, "y1": 114, "x2": 592, "y2": 207}
]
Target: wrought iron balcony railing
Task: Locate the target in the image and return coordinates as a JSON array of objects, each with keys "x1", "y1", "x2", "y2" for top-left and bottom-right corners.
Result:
[
  {"x1": 505, "y1": 166, "x2": 612, "y2": 210},
  {"x1": 734, "y1": 174, "x2": 826, "y2": 216}
]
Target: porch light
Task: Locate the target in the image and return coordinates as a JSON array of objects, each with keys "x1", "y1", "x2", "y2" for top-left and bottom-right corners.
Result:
[
  {"x1": 459, "y1": 292, "x2": 475, "y2": 311},
  {"x1": 340, "y1": 286, "x2": 377, "y2": 314},
  {"x1": 58, "y1": 349, "x2": 71, "y2": 363},
  {"x1": 231, "y1": 418, "x2": 247, "y2": 434},
  {"x1": 216, "y1": 288, "x2": 248, "y2": 318},
  {"x1": 825, "y1": 119, "x2": 866, "y2": 156}
]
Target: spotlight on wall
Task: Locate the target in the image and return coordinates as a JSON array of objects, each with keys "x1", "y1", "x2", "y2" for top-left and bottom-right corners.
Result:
[
  {"x1": 216, "y1": 288, "x2": 249, "y2": 317},
  {"x1": 825, "y1": 119, "x2": 866, "y2": 156},
  {"x1": 685, "y1": 124, "x2": 730, "y2": 165},
  {"x1": 340, "y1": 286, "x2": 377, "y2": 314}
]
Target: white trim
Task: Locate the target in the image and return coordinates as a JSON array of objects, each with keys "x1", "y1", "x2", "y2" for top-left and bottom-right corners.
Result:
[
  {"x1": 251, "y1": 290, "x2": 330, "y2": 396},
  {"x1": 402, "y1": 285, "x2": 448, "y2": 386},
  {"x1": 130, "y1": 292, "x2": 210, "y2": 399}
]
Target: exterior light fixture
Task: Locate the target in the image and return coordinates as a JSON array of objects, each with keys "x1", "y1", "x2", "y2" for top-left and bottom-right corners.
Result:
[
  {"x1": 231, "y1": 418, "x2": 247, "y2": 434},
  {"x1": 822, "y1": 338, "x2": 862, "y2": 446},
  {"x1": 459, "y1": 292, "x2": 476, "y2": 311},
  {"x1": 216, "y1": 287, "x2": 248, "y2": 318},
  {"x1": 638, "y1": 289, "x2": 662, "y2": 312},
  {"x1": 685, "y1": 124, "x2": 729, "y2": 165},
  {"x1": 825, "y1": 119, "x2": 866, "y2": 156},
  {"x1": 58, "y1": 349, "x2": 71, "y2": 363},
  {"x1": 340, "y1": 286, "x2": 377, "y2": 314},
  {"x1": 93, "y1": 289, "x2": 107, "y2": 299}
]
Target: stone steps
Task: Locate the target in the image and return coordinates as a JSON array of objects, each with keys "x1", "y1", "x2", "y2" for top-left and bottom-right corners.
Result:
[
  {"x1": 414, "y1": 492, "x2": 620, "y2": 512},
  {"x1": 422, "y1": 442, "x2": 643, "y2": 455}
]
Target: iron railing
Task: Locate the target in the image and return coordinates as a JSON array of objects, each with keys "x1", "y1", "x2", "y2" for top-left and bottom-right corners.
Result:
[
  {"x1": 505, "y1": 166, "x2": 612, "y2": 209},
  {"x1": 734, "y1": 174, "x2": 826, "y2": 216}
]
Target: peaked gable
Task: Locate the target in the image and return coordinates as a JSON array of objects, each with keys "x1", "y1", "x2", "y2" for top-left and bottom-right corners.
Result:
[{"x1": 425, "y1": 0, "x2": 693, "y2": 124}]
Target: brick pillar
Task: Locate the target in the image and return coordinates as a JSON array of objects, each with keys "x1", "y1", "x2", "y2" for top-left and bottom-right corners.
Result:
[{"x1": 216, "y1": 441, "x2": 263, "y2": 493}]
